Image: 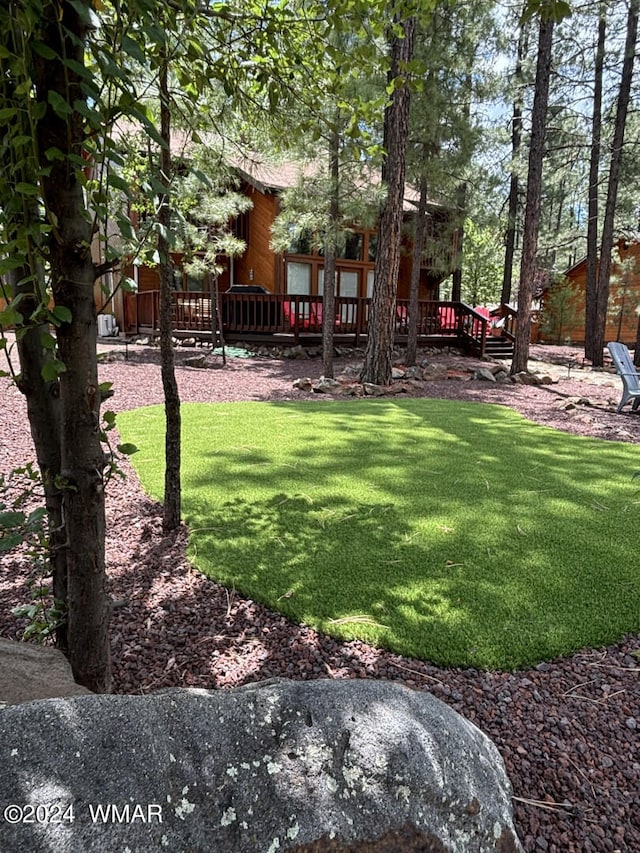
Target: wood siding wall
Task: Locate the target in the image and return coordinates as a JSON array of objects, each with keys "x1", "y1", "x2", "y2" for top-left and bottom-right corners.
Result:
[
  {"x1": 234, "y1": 186, "x2": 280, "y2": 290},
  {"x1": 541, "y1": 242, "x2": 640, "y2": 346}
]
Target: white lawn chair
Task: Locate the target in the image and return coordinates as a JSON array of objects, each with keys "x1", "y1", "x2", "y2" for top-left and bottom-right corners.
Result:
[{"x1": 607, "y1": 342, "x2": 640, "y2": 413}]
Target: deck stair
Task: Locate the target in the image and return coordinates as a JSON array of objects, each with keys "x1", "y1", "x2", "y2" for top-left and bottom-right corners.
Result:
[{"x1": 483, "y1": 336, "x2": 514, "y2": 359}]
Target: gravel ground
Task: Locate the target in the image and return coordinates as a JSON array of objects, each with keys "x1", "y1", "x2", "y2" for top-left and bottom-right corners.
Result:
[{"x1": 1, "y1": 342, "x2": 639, "y2": 852}]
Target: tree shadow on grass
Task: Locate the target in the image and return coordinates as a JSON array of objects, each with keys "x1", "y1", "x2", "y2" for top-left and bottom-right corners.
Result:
[{"x1": 119, "y1": 398, "x2": 640, "y2": 672}]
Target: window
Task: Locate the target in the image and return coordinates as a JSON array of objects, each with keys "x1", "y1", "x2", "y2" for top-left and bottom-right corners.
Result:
[
  {"x1": 288, "y1": 228, "x2": 313, "y2": 256},
  {"x1": 186, "y1": 271, "x2": 207, "y2": 292},
  {"x1": 366, "y1": 270, "x2": 375, "y2": 298},
  {"x1": 233, "y1": 212, "x2": 249, "y2": 245},
  {"x1": 368, "y1": 234, "x2": 378, "y2": 262},
  {"x1": 338, "y1": 232, "x2": 363, "y2": 261},
  {"x1": 340, "y1": 271, "x2": 358, "y2": 297},
  {"x1": 287, "y1": 262, "x2": 311, "y2": 294}
]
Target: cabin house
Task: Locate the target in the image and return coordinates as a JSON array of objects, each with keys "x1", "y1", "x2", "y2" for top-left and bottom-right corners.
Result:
[
  {"x1": 540, "y1": 239, "x2": 640, "y2": 346},
  {"x1": 111, "y1": 155, "x2": 458, "y2": 342}
]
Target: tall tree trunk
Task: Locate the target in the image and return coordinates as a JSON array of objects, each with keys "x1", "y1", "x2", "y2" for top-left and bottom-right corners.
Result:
[
  {"x1": 8, "y1": 266, "x2": 68, "y2": 651},
  {"x1": 591, "y1": 0, "x2": 638, "y2": 368},
  {"x1": 2, "y1": 92, "x2": 68, "y2": 649},
  {"x1": 361, "y1": 15, "x2": 415, "y2": 386},
  {"x1": 584, "y1": 4, "x2": 606, "y2": 362},
  {"x1": 511, "y1": 17, "x2": 554, "y2": 376},
  {"x1": 34, "y1": 0, "x2": 111, "y2": 691},
  {"x1": 406, "y1": 180, "x2": 428, "y2": 367},
  {"x1": 450, "y1": 182, "x2": 467, "y2": 303},
  {"x1": 158, "y1": 57, "x2": 182, "y2": 532},
  {"x1": 322, "y1": 128, "x2": 340, "y2": 379},
  {"x1": 502, "y1": 11, "x2": 528, "y2": 306}
]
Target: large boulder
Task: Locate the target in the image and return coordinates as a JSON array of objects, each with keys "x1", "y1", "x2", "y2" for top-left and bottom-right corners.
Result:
[
  {"x1": 0, "y1": 678, "x2": 523, "y2": 852},
  {"x1": 0, "y1": 638, "x2": 92, "y2": 706}
]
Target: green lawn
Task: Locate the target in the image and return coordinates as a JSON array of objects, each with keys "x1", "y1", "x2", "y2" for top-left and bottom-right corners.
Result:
[{"x1": 118, "y1": 399, "x2": 640, "y2": 670}]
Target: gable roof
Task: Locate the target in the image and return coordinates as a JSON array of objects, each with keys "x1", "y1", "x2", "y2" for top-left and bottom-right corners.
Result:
[{"x1": 232, "y1": 155, "x2": 433, "y2": 214}]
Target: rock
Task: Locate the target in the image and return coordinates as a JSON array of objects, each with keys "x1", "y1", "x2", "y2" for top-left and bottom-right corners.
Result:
[
  {"x1": 512, "y1": 372, "x2": 540, "y2": 386},
  {"x1": 473, "y1": 367, "x2": 497, "y2": 383},
  {"x1": 391, "y1": 367, "x2": 406, "y2": 379},
  {"x1": 338, "y1": 364, "x2": 363, "y2": 379},
  {"x1": 184, "y1": 354, "x2": 209, "y2": 368},
  {"x1": 344, "y1": 383, "x2": 364, "y2": 397},
  {"x1": 0, "y1": 679, "x2": 522, "y2": 853},
  {"x1": 422, "y1": 364, "x2": 449, "y2": 380},
  {"x1": 362, "y1": 382, "x2": 387, "y2": 397},
  {"x1": 0, "y1": 638, "x2": 92, "y2": 705},
  {"x1": 293, "y1": 377, "x2": 313, "y2": 392},
  {"x1": 404, "y1": 366, "x2": 423, "y2": 380},
  {"x1": 313, "y1": 376, "x2": 342, "y2": 393},
  {"x1": 283, "y1": 345, "x2": 307, "y2": 359}
]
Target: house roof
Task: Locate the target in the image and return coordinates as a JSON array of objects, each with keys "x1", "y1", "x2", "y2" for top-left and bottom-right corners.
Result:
[
  {"x1": 232, "y1": 155, "x2": 432, "y2": 214},
  {"x1": 563, "y1": 235, "x2": 640, "y2": 278},
  {"x1": 111, "y1": 124, "x2": 440, "y2": 215}
]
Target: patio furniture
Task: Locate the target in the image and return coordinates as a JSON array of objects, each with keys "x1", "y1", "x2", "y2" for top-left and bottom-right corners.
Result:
[{"x1": 607, "y1": 341, "x2": 640, "y2": 412}]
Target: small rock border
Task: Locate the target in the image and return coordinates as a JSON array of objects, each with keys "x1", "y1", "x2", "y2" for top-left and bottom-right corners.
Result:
[{"x1": 293, "y1": 359, "x2": 557, "y2": 398}]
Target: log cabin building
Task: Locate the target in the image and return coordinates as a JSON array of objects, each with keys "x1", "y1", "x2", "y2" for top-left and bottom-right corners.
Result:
[
  {"x1": 540, "y1": 238, "x2": 640, "y2": 346},
  {"x1": 112, "y1": 156, "x2": 458, "y2": 340}
]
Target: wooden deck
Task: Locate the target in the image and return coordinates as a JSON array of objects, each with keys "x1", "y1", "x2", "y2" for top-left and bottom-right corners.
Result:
[{"x1": 122, "y1": 291, "x2": 516, "y2": 358}]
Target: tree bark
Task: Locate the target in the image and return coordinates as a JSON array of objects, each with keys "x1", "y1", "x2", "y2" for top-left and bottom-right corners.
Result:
[
  {"x1": 158, "y1": 58, "x2": 182, "y2": 533},
  {"x1": 361, "y1": 15, "x2": 415, "y2": 386},
  {"x1": 502, "y1": 12, "x2": 528, "y2": 306},
  {"x1": 322, "y1": 128, "x2": 340, "y2": 379},
  {"x1": 406, "y1": 181, "x2": 428, "y2": 367},
  {"x1": 584, "y1": 5, "x2": 605, "y2": 362},
  {"x1": 591, "y1": 0, "x2": 638, "y2": 367},
  {"x1": 34, "y1": 0, "x2": 111, "y2": 691},
  {"x1": 511, "y1": 17, "x2": 554, "y2": 376},
  {"x1": 450, "y1": 182, "x2": 467, "y2": 303},
  {"x1": 8, "y1": 267, "x2": 68, "y2": 650}
]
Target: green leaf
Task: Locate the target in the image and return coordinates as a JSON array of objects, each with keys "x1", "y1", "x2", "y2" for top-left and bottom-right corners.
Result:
[
  {"x1": 48, "y1": 90, "x2": 74, "y2": 118},
  {"x1": 0, "y1": 511, "x2": 26, "y2": 529},
  {"x1": 523, "y1": 0, "x2": 572, "y2": 22},
  {"x1": 119, "y1": 276, "x2": 138, "y2": 293},
  {"x1": 39, "y1": 332, "x2": 57, "y2": 351},
  {"x1": 44, "y1": 147, "x2": 66, "y2": 162},
  {"x1": 0, "y1": 533, "x2": 23, "y2": 552},
  {"x1": 107, "y1": 173, "x2": 132, "y2": 193},
  {"x1": 14, "y1": 79, "x2": 33, "y2": 97},
  {"x1": 31, "y1": 101, "x2": 47, "y2": 121},
  {"x1": 51, "y1": 304, "x2": 72, "y2": 323},
  {"x1": 15, "y1": 182, "x2": 40, "y2": 196},
  {"x1": 0, "y1": 306, "x2": 24, "y2": 326},
  {"x1": 0, "y1": 257, "x2": 26, "y2": 275},
  {"x1": 31, "y1": 41, "x2": 58, "y2": 60},
  {"x1": 121, "y1": 34, "x2": 146, "y2": 64},
  {"x1": 103, "y1": 410, "x2": 117, "y2": 427},
  {"x1": 40, "y1": 359, "x2": 66, "y2": 381},
  {"x1": 117, "y1": 443, "x2": 138, "y2": 456}
]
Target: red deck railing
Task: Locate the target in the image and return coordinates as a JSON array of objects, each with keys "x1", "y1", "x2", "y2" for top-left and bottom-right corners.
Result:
[{"x1": 123, "y1": 290, "x2": 514, "y2": 355}]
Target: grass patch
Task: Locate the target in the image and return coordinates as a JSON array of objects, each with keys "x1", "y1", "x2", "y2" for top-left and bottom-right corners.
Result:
[{"x1": 118, "y1": 399, "x2": 640, "y2": 670}]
